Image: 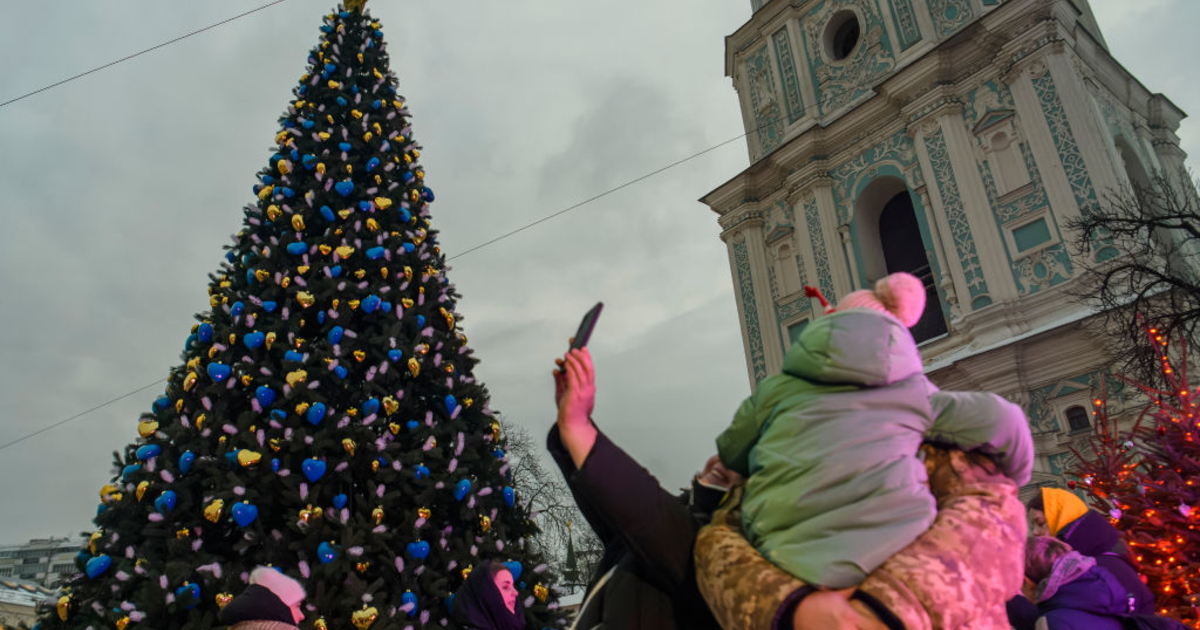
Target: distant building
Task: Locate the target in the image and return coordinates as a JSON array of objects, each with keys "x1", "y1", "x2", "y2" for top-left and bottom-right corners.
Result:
[
  {"x1": 0, "y1": 537, "x2": 83, "y2": 588},
  {"x1": 0, "y1": 578, "x2": 56, "y2": 628}
]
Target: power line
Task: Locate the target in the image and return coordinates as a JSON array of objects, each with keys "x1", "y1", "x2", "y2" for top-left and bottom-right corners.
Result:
[
  {"x1": 0, "y1": 378, "x2": 166, "y2": 453},
  {"x1": 0, "y1": 0, "x2": 290, "y2": 109}
]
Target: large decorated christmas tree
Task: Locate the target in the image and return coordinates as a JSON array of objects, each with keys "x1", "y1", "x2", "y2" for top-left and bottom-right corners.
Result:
[
  {"x1": 40, "y1": 2, "x2": 561, "y2": 629},
  {"x1": 1069, "y1": 323, "x2": 1200, "y2": 628}
]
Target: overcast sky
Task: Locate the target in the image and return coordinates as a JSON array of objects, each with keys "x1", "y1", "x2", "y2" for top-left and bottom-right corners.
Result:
[{"x1": 0, "y1": 0, "x2": 1197, "y2": 545}]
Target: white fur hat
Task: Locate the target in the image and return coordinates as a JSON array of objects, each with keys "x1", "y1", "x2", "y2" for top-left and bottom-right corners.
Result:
[
  {"x1": 836, "y1": 272, "x2": 926, "y2": 328},
  {"x1": 249, "y1": 566, "x2": 306, "y2": 623}
]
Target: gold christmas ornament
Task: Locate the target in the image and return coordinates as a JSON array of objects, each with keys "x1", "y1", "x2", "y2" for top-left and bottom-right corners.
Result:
[
  {"x1": 136, "y1": 481, "x2": 149, "y2": 502},
  {"x1": 215, "y1": 592, "x2": 233, "y2": 608},
  {"x1": 291, "y1": 214, "x2": 305, "y2": 231},
  {"x1": 237, "y1": 450, "x2": 262, "y2": 467},
  {"x1": 335, "y1": 245, "x2": 355, "y2": 258},
  {"x1": 270, "y1": 438, "x2": 283, "y2": 452},
  {"x1": 115, "y1": 615, "x2": 131, "y2": 630},
  {"x1": 241, "y1": 374, "x2": 254, "y2": 386},
  {"x1": 371, "y1": 459, "x2": 380, "y2": 473},
  {"x1": 313, "y1": 618, "x2": 328, "y2": 630},
  {"x1": 355, "y1": 561, "x2": 370, "y2": 574},
  {"x1": 297, "y1": 291, "x2": 316, "y2": 308},
  {"x1": 265, "y1": 332, "x2": 277, "y2": 349},
  {"x1": 374, "y1": 197, "x2": 392, "y2": 210},
  {"x1": 372, "y1": 506, "x2": 384, "y2": 524},
  {"x1": 182, "y1": 372, "x2": 198, "y2": 392},
  {"x1": 354, "y1": 269, "x2": 366, "y2": 280},
  {"x1": 255, "y1": 269, "x2": 270, "y2": 282},
  {"x1": 382, "y1": 396, "x2": 399, "y2": 415},
  {"x1": 366, "y1": 218, "x2": 379, "y2": 232},
  {"x1": 319, "y1": 244, "x2": 333, "y2": 256},
  {"x1": 353, "y1": 350, "x2": 366, "y2": 362},
  {"x1": 479, "y1": 515, "x2": 491, "y2": 533},
  {"x1": 338, "y1": 208, "x2": 353, "y2": 220},
  {"x1": 297, "y1": 265, "x2": 310, "y2": 275},
  {"x1": 89, "y1": 531, "x2": 102, "y2": 554},
  {"x1": 350, "y1": 606, "x2": 379, "y2": 629},
  {"x1": 204, "y1": 499, "x2": 225, "y2": 523},
  {"x1": 461, "y1": 565, "x2": 473, "y2": 580},
  {"x1": 286, "y1": 370, "x2": 308, "y2": 386},
  {"x1": 417, "y1": 507, "x2": 431, "y2": 520},
  {"x1": 56, "y1": 595, "x2": 71, "y2": 621},
  {"x1": 403, "y1": 266, "x2": 413, "y2": 282},
  {"x1": 533, "y1": 583, "x2": 549, "y2": 602},
  {"x1": 440, "y1": 307, "x2": 455, "y2": 330},
  {"x1": 296, "y1": 402, "x2": 311, "y2": 415},
  {"x1": 100, "y1": 484, "x2": 122, "y2": 505},
  {"x1": 388, "y1": 422, "x2": 401, "y2": 435},
  {"x1": 195, "y1": 414, "x2": 207, "y2": 431},
  {"x1": 342, "y1": 438, "x2": 357, "y2": 456},
  {"x1": 408, "y1": 357, "x2": 420, "y2": 377},
  {"x1": 345, "y1": 0, "x2": 369, "y2": 13},
  {"x1": 175, "y1": 528, "x2": 190, "y2": 539},
  {"x1": 348, "y1": 299, "x2": 361, "y2": 310},
  {"x1": 281, "y1": 277, "x2": 291, "y2": 288},
  {"x1": 464, "y1": 398, "x2": 474, "y2": 408},
  {"x1": 137, "y1": 420, "x2": 159, "y2": 438}
]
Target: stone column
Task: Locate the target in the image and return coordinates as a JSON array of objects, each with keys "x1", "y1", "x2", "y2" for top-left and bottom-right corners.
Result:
[{"x1": 720, "y1": 207, "x2": 782, "y2": 388}]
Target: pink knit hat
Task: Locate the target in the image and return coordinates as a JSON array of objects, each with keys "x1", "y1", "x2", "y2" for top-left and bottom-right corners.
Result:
[
  {"x1": 249, "y1": 566, "x2": 306, "y2": 624},
  {"x1": 836, "y1": 272, "x2": 926, "y2": 327}
]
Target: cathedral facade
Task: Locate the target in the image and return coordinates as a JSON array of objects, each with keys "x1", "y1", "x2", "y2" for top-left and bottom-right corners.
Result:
[{"x1": 702, "y1": 0, "x2": 1191, "y2": 490}]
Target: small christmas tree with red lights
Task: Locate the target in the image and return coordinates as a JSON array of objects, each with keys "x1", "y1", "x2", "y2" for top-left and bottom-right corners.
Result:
[{"x1": 1069, "y1": 321, "x2": 1200, "y2": 628}]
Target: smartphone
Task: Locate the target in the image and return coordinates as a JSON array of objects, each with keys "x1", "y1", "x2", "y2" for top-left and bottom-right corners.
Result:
[{"x1": 570, "y1": 302, "x2": 604, "y2": 349}]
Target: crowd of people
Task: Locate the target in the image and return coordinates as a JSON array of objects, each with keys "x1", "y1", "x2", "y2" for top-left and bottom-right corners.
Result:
[{"x1": 218, "y1": 272, "x2": 1179, "y2": 630}]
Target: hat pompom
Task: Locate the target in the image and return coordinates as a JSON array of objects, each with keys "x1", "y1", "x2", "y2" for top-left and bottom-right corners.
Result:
[
  {"x1": 249, "y1": 566, "x2": 305, "y2": 608},
  {"x1": 874, "y1": 272, "x2": 926, "y2": 328}
]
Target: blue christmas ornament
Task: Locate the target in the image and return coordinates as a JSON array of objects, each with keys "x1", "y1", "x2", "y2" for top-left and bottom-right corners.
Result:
[
  {"x1": 372, "y1": 99, "x2": 382, "y2": 109},
  {"x1": 334, "y1": 365, "x2": 348, "y2": 379},
  {"x1": 284, "y1": 350, "x2": 304, "y2": 362},
  {"x1": 362, "y1": 398, "x2": 380, "y2": 416},
  {"x1": 444, "y1": 395, "x2": 457, "y2": 413},
  {"x1": 317, "y1": 311, "x2": 326, "y2": 324},
  {"x1": 225, "y1": 450, "x2": 241, "y2": 466},
  {"x1": 96, "y1": 504, "x2": 107, "y2": 516},
  {"x1": 366, "y1": 157, "x2": 381, "y2": 171},
  {"x1": 255, "y1": 386, "x2": 276, "y2": 407},
  {"x1": 327, "y1": 326, "x2": 344, "y2": 344},
  {"x1": 401, "y1": 591, "x2": 418, "y2": 617},
  {"x1": 339, "y1": 142, "x2": 352, "y2": 152},
  {"x1": 361, "y1": 295, "x2": 381, "y2": 313},
  {"x1": 406, "y1": 420, "x2": 419, "y2": 430},
  {"x1": 358, "y1": 201, "x2": 373, "y2": 212},
  {"x1": 351, "y1": 84, "x2": 359, "y2": 94},
  {"x1": 263, "y1": 301, "x2": 278, "y2": 313},
  {"x1": 306, "y1": 402, "x2": 326, "y2": 426},
  {"x1": 399, "y1": 208, "x2": 412, "y2": 223},
  {"x1": 502, "y1": 561, "x2": 523, "y2": 582},
  {"x1": 421, "y1": 187, "x2": 435, "y2": 202},
  {"x1": 414, "y1": 464, "x2": 430, "y2": 479},
  {"x1": 197, "y1": 323, "x2": 214, "y2": 343},
  {"x1": 135, "y1": 444, "x2": 161, "y2": 461},
  {"x1": 184, "y1": 334, "x2": 197, "y2": 351},
  {"x1": 402, "y1": 171, "x2": 415, "y2": 184},
  {"x1": 243, "y1": 331, "x2": 266, "y2": 349},
  {"x1": 403, "y1": 242, "x2": 415, "y2": 253},
  {"x1": 207, "y1": 363, "x2": 231, "y2": 382},
  {"x1": 271, "y1": 458, "x2": 280, "y2": 472},
  {"x1": 246, "y1": 269, "x2": 258, "y2": 285},
  {"x1": 492, "y1": 448, "x2": 505, "y2": 459},
  {"x1": 226, "y1": 251, "x2": 235, "y2": 263},
  {"x1": 388, "y1": 349, "x2": 403, "y2": 362},
  {"x1": 336, "y1": 96, "x2": 348, "y2": 106},
  {"x1": 454, "y1": 479, "x2": 472, "y2": 501},
  {"x1": 503, "y1": 486, "x2": 515, "y2": 507},
  {"x1": 330, "y1": 265, "x2": 343, "y2": 277},
  {"x1": 270, "y1": 409, "x2": 287, "y2": 421},
  {"x1": 286, "y1": 242, "x2": 308, "y2": 255},
  {"x1": 324, "y1": 63, "x2": 337, "y2": 73},
  {"x1": 335, "y1": 181, "x2": 354, "y2": 197},
  {"x1": 332, "y1": 493, "x2": 348, "y2": 509},
  {"x1": 381, "y1": 301, "x2": 393, "y2": 313},
  {"x1": 301, "y1": 119, "x2": 315, "y2": 129},
  {"x1": 232, "y1": 502, "x2": 258, "y2": 527},
  {"x1": 179, "y1": 451, "x2": 195, "y2": 475},
  {"x1": 302, "y1": 458, "x2": 326, "y2": 482},
  {"x1": 302, "y1": 154, "x2": 318, "y2": 169},
  {"x1": 261, "y1": 174, "x2": 276, "y2": 185},
  {"x1": 85, "y1": 555, "x2": 112, "y2": 579},
  {"x1": 416, "y1": 315, "x2": 425, "y2": 328},
  {"x1": 320, "y1": 205, "x2": 335, "y2": 222},
  {"x1": 317, "y1": 541, "x2": 338, "y2": 564},
  {"x1": 366, "y1": 246, "x2": 385, "y2": 260},
  {"x1": 320, "y1": 24, "x2": 333, "y2": 33},
  {"x1": 290, "y1": 149, "x2": 300, "y2": 161},
  {"x1": 231, "y1": 301, "x2": 245, "y2": 316},
  {"x1": 121, "y1": 464, "x2": 141, "y2": 481},
  {"x1": 175, "y1": 583, "x2": 201, "y2": 609},
  {"x1": 406, "y1": 540, "x2": 430, "y2": 560},
  {"x1": 280, "y1": 187, "x2": 295, "y2": 198},
  {"x1": 154, "y1": 490, "x2": 177, "y2": 513}
]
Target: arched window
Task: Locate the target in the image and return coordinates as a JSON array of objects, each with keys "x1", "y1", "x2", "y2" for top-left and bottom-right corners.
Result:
[
  {"x1": 1065, "y1": 405, "x2": 1090, "y2": 433},
  {"x1": 878, "y1": 191, "x2": 948, "y2": 343}
]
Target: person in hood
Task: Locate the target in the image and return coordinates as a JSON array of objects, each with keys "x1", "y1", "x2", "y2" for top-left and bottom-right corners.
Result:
[
  {"x1": 218, "y1": 566, "x2": 306, "y2": 630},
  {"x1": 712, "y1": 272, "x2": 1034, "y2": 589},
  {"x1": 1009, "y1": 488, "x2": 1154, "y2": 628},
  {"x1": 449, "y1": 559, "x2": 526, "y2": 630},
  {"x1": 1024, "y1": 536, "x2": 1130, "y2": 630}
]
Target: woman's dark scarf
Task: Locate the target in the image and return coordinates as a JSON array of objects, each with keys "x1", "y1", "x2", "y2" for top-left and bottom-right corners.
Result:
[{"x1": 449, "y1": 563, "x2": 526, "y2": 630}]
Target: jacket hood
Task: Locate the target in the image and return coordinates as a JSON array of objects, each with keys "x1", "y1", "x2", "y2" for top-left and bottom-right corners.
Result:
[
  {"x1": 1039, "y1": 556, "x2": 1132, "y2": 617},
  {"x1": 783, "y1": 309, "x2": 923, "y2": 386}
]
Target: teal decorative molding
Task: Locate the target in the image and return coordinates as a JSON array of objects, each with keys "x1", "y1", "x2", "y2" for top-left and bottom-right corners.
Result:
[
  {"x1": 1031, "y1": 69, "x2": 1119, "y2": 262},
  {"x1": 776, "y1": 296, "x2": 812, "y2": 323},
  {"x1": 746, "y1": 45, "x2": 786, "y2": 155},
  {"x1": 773, "y1": 28, "x2": 806, "y2": 123},
  {"x1": 888, "y1": 0, "x2": 922, "y2": 50},
  {"x1": 924, "y1": 129, "x2": 992, "y2": 309},
  {"x1": 981, "y1": 0, "x2": 1002, "y2": 5},
  {"x1": 928, "y1": 0, "x2": 974, "y2": 39},
  {"x1": 831, "y1": 131, "x2": 920, "y2": 224},
  {"x1": 1026, "y1": 370, "x2": 1125, "y2": 435},
  {"x1": 802, "y1": 198, "x2": 837, "y2": 302},
  {"x1": 800, "y1": 0, "x2": 896, "y2": 116},
  {"x1": 1048, "y1": 451, "x2": 1076, "y2": 476},
  {"x1": 733, "y1": 238, "x2": 768, "y2": 384}
]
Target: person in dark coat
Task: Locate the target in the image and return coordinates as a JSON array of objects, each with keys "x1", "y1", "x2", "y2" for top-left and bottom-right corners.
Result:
[
  {"x1": 218, "y1": 566, "x2": 306, "y2": 630},
  {"x1": 549, "y1": 347, "x2": 730, "y2": 630},
  {"x1": 1023, "y1": 536, "x2": 1132, "y2": 630},
  {"x1": 449, "y1": 559, "x2": 526, "y2": 630},
  {"x1": 1009, "y1": 488, "x2": 1154, "y2": 628}
]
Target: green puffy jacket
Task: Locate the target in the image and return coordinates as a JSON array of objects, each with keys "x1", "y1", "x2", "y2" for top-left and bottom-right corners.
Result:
[{"x1": 717, "y1": 309, "x2": 1033, "y2": 589}]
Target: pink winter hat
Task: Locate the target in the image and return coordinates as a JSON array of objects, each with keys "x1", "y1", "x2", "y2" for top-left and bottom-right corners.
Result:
[
  {"x1": 249, "y1": 566, "x2": 306, "y2": 623},
  {"x1": 837, "y1": 272, "x2": 926, "y2": 328}
]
